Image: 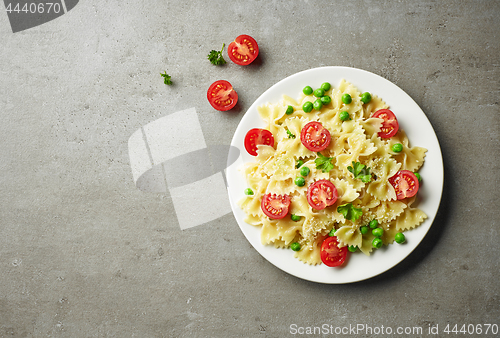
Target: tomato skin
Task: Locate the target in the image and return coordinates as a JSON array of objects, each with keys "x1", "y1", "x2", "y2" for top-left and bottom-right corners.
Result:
[
  {"x1": 300, "y1": 121, "x2": 331, "y2": 152},
  {"x1": 306, "y1": 179, "x2": 338, "y2": 210},
  {"x1": 320, "y1": 236, "x2": 348, "y2": 267},
  {"x1": 372, "y1": 109, "x2": 399, "y2": 138},
  {"x1": 261, "y1": 193, "x2": 291, "y2": 219},
  {"x1": 207, "y1": 80, "x2": 238, "y2": 111},
  {"x1": 389, "y1": 170, "x2": 420, "y2": 200},
  {"x1": 244, "y1": 128, "x2": 275, "y2": 156},
  {"x1": 228, "y1": 35, "x2": 259, "y2": 66}
]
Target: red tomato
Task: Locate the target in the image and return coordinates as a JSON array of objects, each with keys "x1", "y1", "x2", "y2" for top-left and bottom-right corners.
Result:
[
  {"x1": 389, "y1": 170, "x2": 420, "y2": 200},
  {"x1": 372, "y1": 109, "x2": 399, "y2": 138},
  {"x1": 307, "y1": 180, "x2": 338, "y2": 210},
  {"x1": 207, "y1": 80, "x2": 238, "y2": 111},
  {"x1": 261, "y1": 193, "x2": 291, "y2": 219},
  {"x1": 300, "y1": 121, "x2": 331, "y2": 152},
  {"x1": 244, "y1": 128, "x2": 274, "y2": 156},
  {"x1": 321, "y1": 236, "x2": 348, "y2": 267},
  {"x1": 228, "y1": 35, "x2": 259, "y2": 65}
]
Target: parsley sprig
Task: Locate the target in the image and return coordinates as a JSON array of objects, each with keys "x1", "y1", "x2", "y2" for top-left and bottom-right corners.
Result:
[
  {"x1": 315, "y1": 153, "x2": 334, "y2": 173},
  {"x1": 286, "y1": 129, "x2": 296, "y2": 139},
  {"x1": 208, "y1": 43, "x2": 227, "y2": 65},
  {"x1": 337, "y1": 203, "x2": 363, "y2": 222},
  {"x1": 347, "y1": 161, "x2": 372, "y2": 183},
  {"x1": 160, "y1": 72, "x2": 172, "y2": 85}
]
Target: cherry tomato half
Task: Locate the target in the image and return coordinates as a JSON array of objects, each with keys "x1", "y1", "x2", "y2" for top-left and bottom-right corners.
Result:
[
  {"x1": 244, "y1": 128, "x2": 274, "y2": 156},
  {"x1": 372, "y1": 109, "x2": 399, "y2": 138},
  {"x1": 321, "y1": 236, "x2": 348, "y2": 267},
  {"x1": 300, "y1": 121, "x2": 331, "y2": 152},
  {"x1": 228, "y1": 35, "x2": 259, "y2": 66},
  {"x1": 207, "y1": 80, "x2": 238, "y2": 111},
  {"x1": 261, "y1": 193, "x2": 291, "y2": 219},
  {"x1": 307, "y1": 179, "x2": 338, "y2": 210},
  {"x1": 389, "y1": 170, "x2": 420, "y2": 200}
]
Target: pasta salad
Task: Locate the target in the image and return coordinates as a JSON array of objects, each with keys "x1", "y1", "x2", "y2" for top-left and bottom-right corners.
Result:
[{"x1": 238, "y1": 79, "x2": 427, "y2": 266}]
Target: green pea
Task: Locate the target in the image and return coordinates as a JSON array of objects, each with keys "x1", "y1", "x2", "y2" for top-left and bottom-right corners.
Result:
[
  {"x1": 313, "y1": 88, "x2": 325, "y2": 97},
  {"x1": 291, "y1": 214, "x2": 301, "y2": 222},
  {"x1": 372, "y1": 227, "x2": 384, "y2": 237},
  {"x1": 369, "y1": 219, "x2": 379, "y2": 229},
  {"x1": 348, "y1": 245, "x2": 357, "y2": 253},
  {"x1": 329, "y1": 228, "x2": 337, "y2": 236},
  {"x1": 291, "y1": 242, "x2": 301, "y2": 251},
  {"x1": 303, "y1": 101, "x2": 313, "y2": 113},
  {"x1": 360, "y1": 225, "x2": 369, "y2": 235},
  {"x1": 313, "y1": 99, "x2": 323, "y2": 111},
  {"x1": 296, "y1": 160, "x2": 304, "y2": 168},
  {"x1": 339, "y1": 111, "x2": 350, "y2": 121},
  {"x1": 414, "y1": 172, "x2": 422, "y2": 182},
  {"x1": 395, "y1": 232, "x2": 406, "y2": 244},
  {"x1": 300, "y1": 166, "x2": 310, "y2": 177},
  {"x1": 244, "y1": 188, "x2": 254, "y2": 195},
  {"x1": 321, "y1": 82, "x2": 331, "y2": 91},
  {"x1": 342, "y1": 93, "x2": 352, "y2": 104},
  {"x1": 391, "y1": 143, "x2": 403, "y2": 153},
  {"x1": 372, "y1": 237, "x2": 383, "y2": 249},
  {"x1": 295, "y1": 177, "x2": 305, "y2": 187},
  {"x1": 360, "y1": 92, "x2": 372, "y2": 104},
  {"x1": 320, "y1": 95, "x2": 331, "y2": 105},
  {"x1": 285, "y1": 105, "x2": 294, "y2": 115},
  {"x1": 303, "y1": 86, "x2": 313, "y2": 95}
]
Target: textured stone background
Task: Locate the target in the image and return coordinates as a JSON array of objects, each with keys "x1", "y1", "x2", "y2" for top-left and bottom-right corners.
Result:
[{"x1": 0, "y1": 1, "x2": 498, "y2": 337}]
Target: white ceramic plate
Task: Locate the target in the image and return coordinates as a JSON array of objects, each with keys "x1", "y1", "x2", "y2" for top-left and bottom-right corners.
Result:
[{"x1": 226, "y1": 66, "x2": 443, "y2": 284}]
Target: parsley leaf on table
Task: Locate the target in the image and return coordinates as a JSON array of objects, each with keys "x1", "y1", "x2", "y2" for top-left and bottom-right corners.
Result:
[
  {"x1": 337, "y1": 203, "x2": 363, "y2": 222},
  {"x1": 207, "y1": 43, "x2": 227, "y2": 65},
  {"x1": 160, "y1": 72, "x2": 172, "y2": 85},
  {"x1": 315, "y1": 152, "x2": 334, "y2": 173},
  {"x1": 347, "y1": 161, "x2": 372, "y2": 183}
]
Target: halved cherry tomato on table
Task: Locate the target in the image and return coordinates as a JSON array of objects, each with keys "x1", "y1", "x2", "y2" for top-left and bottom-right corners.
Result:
[
  {"x1": 306, "y1": 179, "x2": 338, "y2": 210},
  {"x1": 228, "y1": 35, "x2": 259, "y2": 65},
  {"x1": 207, "y1": 80, "x2": 238, "y2": 111},
  {"x1": 372, "y1": 109, "x2": 399, "y2": 138},
  {"x1": 300, "y1": 121, "x2": 331, "y2": 152},
  {"x1": 261, "y1": 193, "x2": 291, "y2": 219},
  {"x1": 244, "y1": 128, "x2": 274, "y2": 156},
  {"x1": 321, "y1": 236, "x2": 348, "y2": 267},
  {"x1": 389, "y1": 170, "x2": 419, "y2": 200}
]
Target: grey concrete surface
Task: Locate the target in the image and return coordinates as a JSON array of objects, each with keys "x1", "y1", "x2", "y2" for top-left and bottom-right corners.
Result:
[{"x1": 1, "y1": 0, "x2": 499, "y2": 337}]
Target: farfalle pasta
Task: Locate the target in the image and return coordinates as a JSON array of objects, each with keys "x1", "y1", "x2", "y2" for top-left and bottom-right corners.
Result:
[{"x1": 239, "y1": 80, "x2": 427, "y2": 265}]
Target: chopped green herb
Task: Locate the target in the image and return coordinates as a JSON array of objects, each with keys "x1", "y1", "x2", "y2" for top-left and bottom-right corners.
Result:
[
  {"x1": 286, "y1": 129, "x2": 296, "y2": 139},
  {"x1": 207, "y1": 43, "x2": 227, "y2": 65},
  {"x1": 315, "y1": 152, "x2": 334, "y2": 173},
  {"x1": 160, "y1": 72, "x2": 172, "y2": 85},
  {"x1": 337, "y1": 203, "x2": 363, "y2": 222},
  {"x1": 347, "y1": 161, "x2": 372, "y2": 183}
]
